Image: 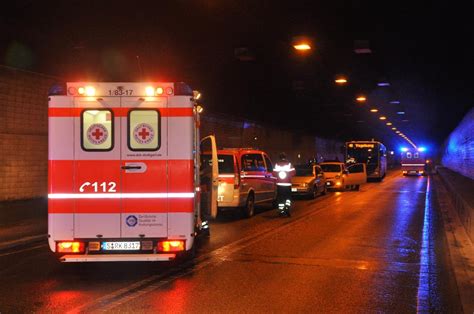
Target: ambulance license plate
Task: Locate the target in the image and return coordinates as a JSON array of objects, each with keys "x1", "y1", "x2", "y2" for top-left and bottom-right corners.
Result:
[{"x1": 102, "y1": 241, "x2": 140, "y2": 251}]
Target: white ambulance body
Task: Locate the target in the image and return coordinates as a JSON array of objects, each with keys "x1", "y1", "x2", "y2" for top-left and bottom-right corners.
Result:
[{"x1": 48, "y1": 82, "x2": 217, "y2": 262}]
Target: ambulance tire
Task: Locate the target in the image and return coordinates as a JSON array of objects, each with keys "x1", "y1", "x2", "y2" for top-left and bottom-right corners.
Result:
[
  {"x1": 242, "y1": 193, "x2": 255, "y2": 218},
  {"x1": 175, "y1": 242, "x2": 196, "y2": 264}
]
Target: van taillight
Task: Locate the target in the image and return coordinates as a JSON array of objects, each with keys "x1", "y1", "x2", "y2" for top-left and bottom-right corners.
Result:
[
  {"x1": 234, "y1": 172, "x2": 240, "y2": 188},
  {"x1": 57, "y1": 241, "x2": 85, "y2": 253}
]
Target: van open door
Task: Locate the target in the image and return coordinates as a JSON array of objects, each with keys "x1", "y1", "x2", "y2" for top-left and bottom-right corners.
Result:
[
  {"x1": 345, "y1": 163, "x2": 367, "y2": 190},
  {"x1": 200, "y1": 135, "x2": 219, "y2": 218}
]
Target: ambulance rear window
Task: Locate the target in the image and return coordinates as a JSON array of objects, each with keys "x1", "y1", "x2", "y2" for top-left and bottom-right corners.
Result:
[
  {"x1": 128, "y1": 109, "x2": 160, "y2": 151},
  {"x1": 81, "y1": 109, "x2": 114, "y2": 151}
]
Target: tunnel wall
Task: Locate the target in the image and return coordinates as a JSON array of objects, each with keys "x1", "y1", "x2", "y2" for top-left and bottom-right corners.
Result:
[
  {"x1": 200, "y1": 112, "x2": 344, "y2": 164},
  {"x1": 0, "y1": 66, "x2": 343, "y2": 201},
  {"x1": 0, "y1": 66, "x2": 57, "y2": 201},
  {"x1": 441, "y1": 108, "x2": 474, "y2": 180}
]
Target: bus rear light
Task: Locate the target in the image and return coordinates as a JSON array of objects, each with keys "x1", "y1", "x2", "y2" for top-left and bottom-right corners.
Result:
[
  {"x1": 78, "y1": 87, "x2": 85, "y2": 95},
  {"x1": 157, "y1": 240, "x2": 185, "y2": 252},
  {"x1": 165, "y1": 87, "x2": 174, "y2": 95},
  {"x1": 57, "y1": 241, "x2": 85, "y2": 253},
  {"x1": 156, "y1": 87, "x2": 164, "y2": 95}
]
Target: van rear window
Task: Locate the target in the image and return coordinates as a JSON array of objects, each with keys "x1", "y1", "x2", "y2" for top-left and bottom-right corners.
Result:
[{"x1": 201, "y1": 154, "x2": 235, "y2": 174}]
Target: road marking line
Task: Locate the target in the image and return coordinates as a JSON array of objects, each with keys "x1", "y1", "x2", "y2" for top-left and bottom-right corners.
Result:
[
  {"x1": 0, "y1": 243, "x2": 48, "y2": 257},
  {"x1": 416, "y1": 176, "x2": 431, "y2": 312},
  {"x1": 69, "y1": 172, "x2": 400, "y2": 313}
]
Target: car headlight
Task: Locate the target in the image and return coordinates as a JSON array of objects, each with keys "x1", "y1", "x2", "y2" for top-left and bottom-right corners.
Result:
[
  {"x1": 278, "y1": 171, "x2": 287, "y2": 179},
  {"x1": 302, "y1": 183, "x2": 307, "y2": 187}
]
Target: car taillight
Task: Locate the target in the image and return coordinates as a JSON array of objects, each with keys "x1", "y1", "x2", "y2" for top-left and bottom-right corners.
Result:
[
  {"x1": 56, "y1": 241, "x2": 85, "y2": 253},
  {"x1": 157, "y1": 240, "x2": 185, "y2": 252}
]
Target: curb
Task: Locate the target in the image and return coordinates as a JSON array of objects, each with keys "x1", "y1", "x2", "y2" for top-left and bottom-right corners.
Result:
[{"x1": 0, "y1": 234, "x2": 47, "y2": 252}]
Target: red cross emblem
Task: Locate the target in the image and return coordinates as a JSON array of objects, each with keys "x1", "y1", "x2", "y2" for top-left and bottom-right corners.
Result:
[
  {"x1": 92, "y1": 128, "x2": 103, "y2": 140},
  {"x1": 138, "y1": 128, "x2": 150, "y2": 140},
  {"x1": 133, "y1": 123, "x2": 154, "y2": 145},
  {"x1": 87, "y1": 123, "x2": 108, "y2": 145}
]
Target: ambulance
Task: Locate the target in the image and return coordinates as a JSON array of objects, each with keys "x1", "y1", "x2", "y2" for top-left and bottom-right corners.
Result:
[
  {"x1": 401, "y1": 147, "x2": 426, "y2": 176},
  {"x1": 48, "y1": 82, "x2": 218, "y2": 262}
]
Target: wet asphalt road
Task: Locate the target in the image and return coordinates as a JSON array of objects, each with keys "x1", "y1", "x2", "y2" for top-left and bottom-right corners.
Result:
[{"x1": 0, "y1": 171, "x2": 462, "y2": 313}]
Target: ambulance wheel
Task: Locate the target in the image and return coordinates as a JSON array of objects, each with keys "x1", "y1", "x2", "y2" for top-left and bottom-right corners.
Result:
[{"x1": 243, "y1": 193, "x2": 255, "y2": 218}]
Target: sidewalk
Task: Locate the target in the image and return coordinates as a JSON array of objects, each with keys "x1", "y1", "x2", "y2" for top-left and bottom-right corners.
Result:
[
  {"x1": 0, "y1": 198, "x2": 47, "y2": 250},
  {"x1": 437, "y1": 167, "x2": 474, "y2": 242},
  {"x1": 435, "y1": 167, "x2": 474, "y2": 313}
]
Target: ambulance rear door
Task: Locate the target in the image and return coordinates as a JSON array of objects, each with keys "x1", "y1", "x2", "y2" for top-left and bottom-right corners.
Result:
[
  {"x1": 120, "y1": 97, "x2": 168, "y2": 238},
  {"x1": 74, "y1": 97, "x2": 121, "y2": 238}
]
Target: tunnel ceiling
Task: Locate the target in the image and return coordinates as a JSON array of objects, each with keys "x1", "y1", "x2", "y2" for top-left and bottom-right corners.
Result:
[{"x1": 0, "y1": 1, "x2": 472, "y2": 151}]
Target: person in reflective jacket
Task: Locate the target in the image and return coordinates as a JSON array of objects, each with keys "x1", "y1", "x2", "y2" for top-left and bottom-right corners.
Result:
[{"x1": 273, "y1": 152, "x2": 295, "y2": 216}]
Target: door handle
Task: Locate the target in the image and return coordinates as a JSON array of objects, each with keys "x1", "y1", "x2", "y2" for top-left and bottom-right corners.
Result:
[{"x1": 121, "y1": 165, "x2": 142, "y2": 170}]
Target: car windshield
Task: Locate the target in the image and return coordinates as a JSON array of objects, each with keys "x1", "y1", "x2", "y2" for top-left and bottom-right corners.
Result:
[
  {"x1": 201, "y1": 154, "x2": 235, "y2": 174},
  {"x1": 295, "y1": 165, "x2": 313, "y2": 176},
  {"x1": 320, "y1": 164, "x2": 341, "y2": 173}
]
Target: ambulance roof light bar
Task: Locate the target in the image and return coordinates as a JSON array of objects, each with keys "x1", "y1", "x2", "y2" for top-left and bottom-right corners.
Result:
[{"x1": 50, "y1": 82, "x2": 194, "y2": 96}]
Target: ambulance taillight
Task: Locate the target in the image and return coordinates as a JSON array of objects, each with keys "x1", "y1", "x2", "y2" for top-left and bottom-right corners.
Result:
[
  {"x1": 56, "y1": 241, "x2": 85, "y2": 253},
  {"x1": 157, "y1": 240, "x2": 185, "y2": 252}
]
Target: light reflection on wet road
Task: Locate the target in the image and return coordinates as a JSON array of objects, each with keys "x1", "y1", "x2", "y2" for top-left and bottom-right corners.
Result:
[{"x1": 0, "y1": 172, "x2": 461, "y2": 313}]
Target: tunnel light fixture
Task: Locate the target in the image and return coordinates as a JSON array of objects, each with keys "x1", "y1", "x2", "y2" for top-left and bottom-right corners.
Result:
[
  {"x1": 370, "y1": 108, "x2": 378, "y2": 113},
  {"x1": 293, "y1": 43, "x2": 312, "y2": 51},
  {"x1": 379, "y1": 116, "x2": 387, "y2": 120},
  {"x1": 356, "y1": 96, "x2": 367, "y2": 102},
  {"x1": 335, "y1": 76, "x2": 348, "y2": 85}
]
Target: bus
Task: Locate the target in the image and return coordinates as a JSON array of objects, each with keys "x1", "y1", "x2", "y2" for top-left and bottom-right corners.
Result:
[{"x1": 345, "y1": 141, "x2": 387, "y2": 181}]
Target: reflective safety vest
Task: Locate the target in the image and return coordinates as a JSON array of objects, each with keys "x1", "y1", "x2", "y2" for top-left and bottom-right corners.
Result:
[{"x1": 273, "y1": 160, "x2": 295, "y2": 186}]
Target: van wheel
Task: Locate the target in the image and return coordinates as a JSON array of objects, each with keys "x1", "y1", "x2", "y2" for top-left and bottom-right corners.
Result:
[
  {"x1": 354, "y1": 184, "x2": 360, "y2": 191},
  {"x1": 310, "y1": 186, "x2": 317, "y2": 199},
  {"x1": 243, "y1": 194, "x2": 255, "y2": 218},
  {"x1": 321, "y1": 185, "x2": 327, "y2": 195}
]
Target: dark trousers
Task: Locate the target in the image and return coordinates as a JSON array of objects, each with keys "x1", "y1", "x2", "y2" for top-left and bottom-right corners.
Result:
[{"x1": 277, "y1": 185, "x2": 292, "y2": 206}]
